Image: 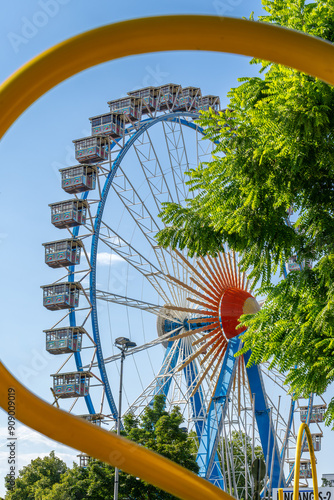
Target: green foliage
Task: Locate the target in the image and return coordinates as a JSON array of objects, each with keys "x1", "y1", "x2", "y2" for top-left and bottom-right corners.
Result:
[
  {"x1": 5, "y1": 451, "x2": 68, "y2": 500},
  {"x1": 43, "y1": 464, "x2": 90, "y2": 500},
  {"x1": 322, "y1": 478, "x2": 334, "y2": 487},
  {"x1": 43, "y1": 395, "x2": 198, "y2": 500},
  {"x1": 118, "y1": 394, "x2": 199, "y2": 499},
  {"x1": 156, "y1": 0, "x2": 334, "y2": 426},
  {"x1": 239, "y1": 258, "x2": 334, "y2": 398}
]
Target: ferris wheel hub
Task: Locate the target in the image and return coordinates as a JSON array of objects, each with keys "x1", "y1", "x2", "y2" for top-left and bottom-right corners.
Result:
[{"x1": 219, "y1": 289, "x2": 260, "y2": 339}]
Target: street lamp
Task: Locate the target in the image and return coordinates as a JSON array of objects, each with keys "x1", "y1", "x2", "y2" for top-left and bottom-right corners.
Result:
[{"x1": 113, "y1": 337, "x2": 137, "y2": 500}]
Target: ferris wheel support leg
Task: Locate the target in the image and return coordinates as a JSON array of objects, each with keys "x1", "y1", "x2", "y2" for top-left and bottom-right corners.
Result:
[
  {"x1": 152, "y1": 340, "x2": 181, "y2": 401},
  {"x1": 183, "y1": 357, "x2": 206, "y2": 434},
  {"x1": 196, "y1": 337, "x2": 240, "y2": 486},
  {"x1": 243, "y1": 350, "x2": 284, "y2": 489},
  {"x1": 182, "y1": 359, "x2": 224, "y2": 488}
]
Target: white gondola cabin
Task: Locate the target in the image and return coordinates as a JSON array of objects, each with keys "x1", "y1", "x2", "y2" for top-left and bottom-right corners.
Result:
[
  {"x1": 300, "y1": 404, "x2": 327, "y2": 423},
  {"x1": 90, "y1": 112, "x2": 125, "y2": 138},
  {"x1": 177, "y1": 87, "x2": 202, "y2": 111},
  {"x1": 77, "y1": 454, "x2": 90, "y2": 467},
  {"x1": 156, "y1": 83, "x2": 181, "y2": 111},
  {"x1": 52, "y1": 371, "x2": 92, "y2": 398},
  {"x1": 43, "y1": 239, "x2": 83, "y2": 268},
  {"x1": 288, "y1": 459, "x2": 313, "y2": 479},
  {"x1": 288, "y1": 256, "x2": 312, "y2": 271},
  {"x1": 78, "y1": 413, "x2": 104, "y2": 425},
  {"x1": 73, "y1": 136, "x2": 108, "y2": 163},
  {"x1": 41, "y1": 282, "x2": 82, "y2": 310},
  {"x1": 303, "y1": 433, "x2": 322, "y2": 452},
  {"x1": 76, "y1": 414, "x2": 105, "y2": 467},
  {"x1": 60, "y1": 165, "x2": 97, "y2": 193},
  {"x1": 288, "y1": 255, "x2": 300, "y2": 271},
  {"x1": 108, "y1": 96, "x2": 142, "y2": 120},
  {"x1": 128, "y1": 87, "x2": 159, "y2": 113},
  {"x1": 49, "y1": 199, "x2": 88, "y2": 229},
  {"x1": 200, "y1": 95, "x2": 221, "y2": 112},
  {"x1": 44, "y1": 326, "x2": 85, "y2": 354}
]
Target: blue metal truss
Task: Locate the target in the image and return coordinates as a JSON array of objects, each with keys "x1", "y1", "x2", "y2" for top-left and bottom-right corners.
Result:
[
  {"x1": 243, "y1": 350, "x2": 283, "y2": 489},
  {"x1": 154, "y1": 337, "x2": 224, "y2": 488},
  {"x1": 152, "y1": 340, "x2": 181, "y2": 399},
  {"x1": 196, "y1": 336, "x2": 240, "y2": 484}
]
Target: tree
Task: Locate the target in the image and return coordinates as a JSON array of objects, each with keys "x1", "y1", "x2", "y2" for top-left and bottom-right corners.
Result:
[
  {"x1": 5, "y1": 451, "x2": 68, "y2": 500},
  {"x1": 43, "y1": 464, "x2": 90, "y2": 500},
  {"x1": 322, "y1": 477, "x2": 334, "y2": 487},
  {"x1": 156, "y1": 0, "x2": 334, "y2": 427},
  {"x1": 45, "y1": 395, "x2": 199, "y2": 499}
]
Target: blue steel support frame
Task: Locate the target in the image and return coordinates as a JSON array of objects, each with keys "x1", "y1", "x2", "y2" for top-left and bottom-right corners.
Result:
[
  {"x1": 243, "y1": 350, "x2": 283, "y2": 489},
  {"x1": 152, "y1": 337, "x2": 206, "y2": 434},
  {"x1": 152, "y1": 339, "x2": 181, "y2": 399},
  {"x1": 154, "y1": 338, "x2": 224, "y2": 488},
  {"x1": 197, "y1": 336, "x2": 240, "y2": 483}
]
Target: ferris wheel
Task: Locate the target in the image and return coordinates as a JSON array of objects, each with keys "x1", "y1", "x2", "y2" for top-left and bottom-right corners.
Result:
[{"x1": 41, "y1": 84, "x2": 326, "y2": 496}]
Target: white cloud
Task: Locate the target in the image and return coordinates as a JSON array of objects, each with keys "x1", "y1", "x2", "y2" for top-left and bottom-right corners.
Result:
[
  {"x1": 87, "y1": 252, "x2": 125, "y2": 266},
  {"x1": 97, "y1": 252, "x2": 124, "y2": 266}
]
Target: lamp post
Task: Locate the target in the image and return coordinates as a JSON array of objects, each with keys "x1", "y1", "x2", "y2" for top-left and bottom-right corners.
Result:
[{"x1": 113, "y1": 337, "x2": 137, "y2": 500}]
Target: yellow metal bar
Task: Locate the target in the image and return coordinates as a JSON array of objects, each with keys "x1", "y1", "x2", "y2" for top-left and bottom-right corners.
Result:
[
  {"x1": 278, "y1": 488, "x2": 284, "y2": 500},
  {"x1": 293, "y1": 423, "x2": 319, "y2": 500},
  {"x1": 2, "y1": 16, "x2": 334, "y2": 141},
  {"x1": 0, "y1": 362, "x2": 231, "y2": 500}
]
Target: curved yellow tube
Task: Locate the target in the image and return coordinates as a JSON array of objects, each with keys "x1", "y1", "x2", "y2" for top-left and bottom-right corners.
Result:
[
  {"x1": 0, "y1": 362, "x2": 230, "y2": 500},
  {"x1": 293, "y1": 423, "x2": 319, "y2": 500},
  {"x1": 1, "y1": 15, "x2": 334, "y2": 140},
  {"x1": 0, "y1": 15, "x2": 330, "y2": 498}
]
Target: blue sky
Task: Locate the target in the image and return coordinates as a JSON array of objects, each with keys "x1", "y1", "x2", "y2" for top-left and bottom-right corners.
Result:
[{"x1": 0, "y1": 0, "x2": 333, "y2": 497}]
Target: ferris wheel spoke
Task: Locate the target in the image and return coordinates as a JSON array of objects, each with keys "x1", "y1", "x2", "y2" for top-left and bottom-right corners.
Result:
[
  {"x1": 111, "y1": 165, "x2": 162, "y2": 241},
  {"x1": 127, "y1": 128, "x2": 192, "y2": 306},
  {"x1": 99, "y1": 222, "x2": 169, "y2": 300},
  {"x1": 99, "y1": 221, "x2": 186, "y2": 310},
  {"x1": 94, "y1": 289, "x2": 163, "y2": 315},
  {"x1": 261, "y1": 363, "x2": 288, "y2": 390},
  {"x1": 151, "y1": 246, "x2": 189, "y2": 308},
  {"x1": 162, "y1": 120, "x2": 190, "y2": 204},
  {"x1": 125, "y1": 339, "x2": 182, "y2": 415},
  {"x1": 133, "y1": 128, "x2": 174, "y2": 210},
  {"x1": 83, "y1": 326, "x2": 183, "y2": 371}
]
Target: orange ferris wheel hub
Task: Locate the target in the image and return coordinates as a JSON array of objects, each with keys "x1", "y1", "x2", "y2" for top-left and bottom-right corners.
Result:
[{"x1": 219, "y1": 288, "x2": 259, "y2": 339}]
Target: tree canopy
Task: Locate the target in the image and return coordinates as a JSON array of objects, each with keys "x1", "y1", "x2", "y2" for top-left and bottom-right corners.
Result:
[
  {"x1": 10, "y1": 396, "x2": 198, "y2": 500},
  {"x1": 5, "y1": 451, "x2": 68, "y2": 500},
  {"x1": 156, "y1": 0, "x2": 334, "y2": 426}
]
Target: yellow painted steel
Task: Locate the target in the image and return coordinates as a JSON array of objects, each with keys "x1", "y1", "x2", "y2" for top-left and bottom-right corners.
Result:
[
  {"x1": 0, "y1": 14, "x2": 333, "y2": 499},
  {"x1": 0, "y1": 362, "x2": 230, "y2": 500},
  {"x1": 2, "y1": 16, "x2": 334, "y2": 140},
  {"x1": 278, "y1": 488, "x2": 284, "y2": 500},
  {"x1": 293, "y1": 423, "x2": 319, "y2": 500}
]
